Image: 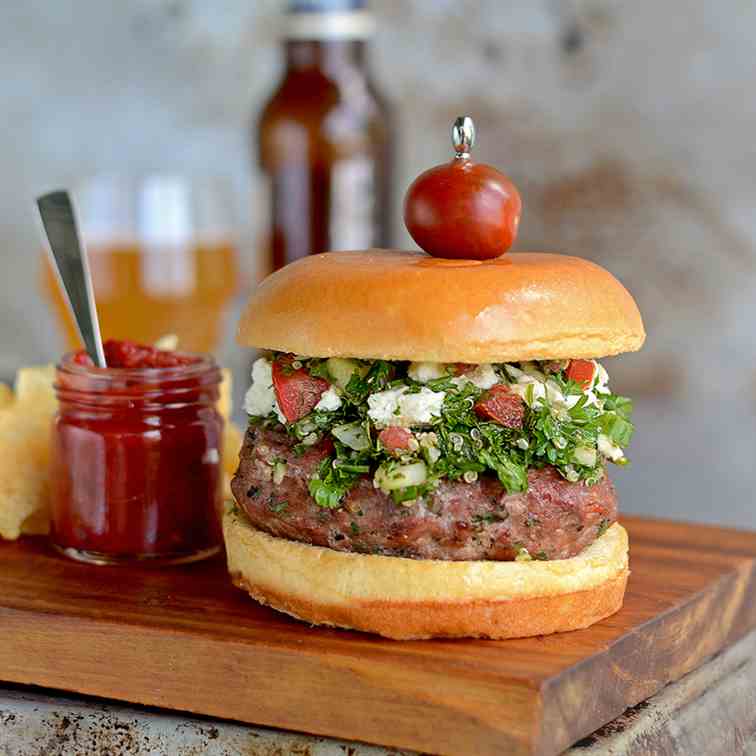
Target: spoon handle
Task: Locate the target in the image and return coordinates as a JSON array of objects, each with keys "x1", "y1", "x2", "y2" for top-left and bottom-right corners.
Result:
[{"x1": 36, "y1": 190, "x2": 107, "y2": 367}]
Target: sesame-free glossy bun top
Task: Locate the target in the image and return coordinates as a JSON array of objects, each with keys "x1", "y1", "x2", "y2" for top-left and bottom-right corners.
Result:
[{"x1": 237, "y1": 249, "x2": 645, "y2": 363}]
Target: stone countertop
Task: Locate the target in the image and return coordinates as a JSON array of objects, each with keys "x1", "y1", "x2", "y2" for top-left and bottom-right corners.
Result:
[{"x1": 3, "y1": 630, "x2": 755, "y2": 756}]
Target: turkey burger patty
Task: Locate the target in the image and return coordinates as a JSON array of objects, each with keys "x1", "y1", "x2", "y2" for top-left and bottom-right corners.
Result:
[{"x1": 233, "y1": 351, "x2": 631, "y2": 563}]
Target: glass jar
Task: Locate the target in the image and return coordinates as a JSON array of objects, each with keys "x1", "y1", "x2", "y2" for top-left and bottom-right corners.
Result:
[{"x1": 50, "y1": 353, "x2": 224, "y2": 565}]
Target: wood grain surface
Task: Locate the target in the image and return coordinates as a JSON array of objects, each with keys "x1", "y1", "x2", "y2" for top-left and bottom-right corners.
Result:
[{"x1": 1, "y1": 516, "x2": 756, "y2": 756}]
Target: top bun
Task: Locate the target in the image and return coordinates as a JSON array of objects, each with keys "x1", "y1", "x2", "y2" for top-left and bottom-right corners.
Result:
[{"x1": 237, "y1": 249, "x2": 645, "y2": 363}]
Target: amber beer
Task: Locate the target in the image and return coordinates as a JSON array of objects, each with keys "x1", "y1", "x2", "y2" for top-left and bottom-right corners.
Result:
[
  {"x1": 43, "y1": 240, "x2": 238, "y2": 354},
  {"x1": 256, "y1": 0, "x2": 392, "y2": 271}
]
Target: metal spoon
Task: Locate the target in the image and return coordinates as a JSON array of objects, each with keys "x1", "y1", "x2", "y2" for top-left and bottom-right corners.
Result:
[{"x1": 36, "y1": 190, "x2": 106, "y2": 367}]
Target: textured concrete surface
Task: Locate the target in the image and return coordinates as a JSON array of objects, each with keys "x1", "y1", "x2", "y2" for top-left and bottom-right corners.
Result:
[
  {"x1": 3, "y1": 630, "x2": 756, "y2": 755},
  {"x1": 1, "y1": 1, "x2": 755, "y2": 526},
  {"x1": 0, "y1": 686, "x2": 412, "y2": 756}
]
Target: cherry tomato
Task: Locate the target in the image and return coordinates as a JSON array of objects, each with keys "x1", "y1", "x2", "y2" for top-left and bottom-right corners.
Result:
[
  {"x1": 565, "y1": 360, "x2": 595, "y2": 390},
  {"x1": 404, "y1": 158, "x2": 521, "y2": 260},
  {"x1": 271, "y1": 355, "x2": 329, "y2": 423}
]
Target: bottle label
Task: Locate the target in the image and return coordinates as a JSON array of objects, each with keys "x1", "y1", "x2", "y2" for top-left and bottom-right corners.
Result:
[
  {"x1": 329, "y1": 157, "x2": 376, "y2": 250},
  {"x1": 284, "y1": 10, "x2": 374, "y2": 40}
]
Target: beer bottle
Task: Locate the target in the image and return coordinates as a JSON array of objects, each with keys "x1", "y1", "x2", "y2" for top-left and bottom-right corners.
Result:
[{"x1": 256, "y1": 0, "x2": 392, "y2": 271}]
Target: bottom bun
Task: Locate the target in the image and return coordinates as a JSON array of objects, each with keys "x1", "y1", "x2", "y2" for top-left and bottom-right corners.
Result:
[{"x1": 223, "y1": 507, "x2": 629, "y2": 640}]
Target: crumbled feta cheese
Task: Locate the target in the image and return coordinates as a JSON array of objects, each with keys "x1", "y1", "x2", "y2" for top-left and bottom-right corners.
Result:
[
  {"x1": 243, "y1": 358, "x2": 286, "y2": 423},
  {"x1": 314, "y1": 386, "x2": 342, "y2": 412},
  {"x1": 545, "y1": 378, "x2": 567, "y2": 406},
  {"x1": 563, "y1": 393, "x2": 582, "y2": 410},
  {"x1": 408, "y1": 362, "x2": 448, "y2": 383},
  {"x1": 453, "y1": 363, "x2": 500, "y2": 390},
  {"x1": 598, "y1": 433, "x2": 625, "y2": 462},
  {"x1": 593, "y1": 362, "x2": 610, "y2": 394},
  {"x1": 367, "y1": 386, "x2": 445, "y2": 427},
  {"x1": 503, "y1": 359, "x2": 614, "y2": 414},
  {"x1": 409, "y1": 361, "x2": 500, "y2": 389},
  {"x1": 503, "y1": 363, "x2": 552, "y2": 408},
  {"x1": 510, "y1": 376, "x2": 547, "y2": 408},
  {"x1": 578, "y1": 360, "x2": 611, "y2": 407}
]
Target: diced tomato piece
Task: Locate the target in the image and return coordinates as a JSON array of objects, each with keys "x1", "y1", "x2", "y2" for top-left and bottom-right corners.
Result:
[
  {"x1": 474, "y1": 384, "x2": 525, "y2": 429},
  {"x1": 378, "y1": 427, "x2": 415, "y2": 454},
  {"x1": 565, "y1": 359, "x2": 595, "y2": 390},
  {"x1": 271, "y1": 354, "x2": 329, "y2": 423},
  {"x1": 453, "y1": 363, "x2": 475, "y2": 375}
]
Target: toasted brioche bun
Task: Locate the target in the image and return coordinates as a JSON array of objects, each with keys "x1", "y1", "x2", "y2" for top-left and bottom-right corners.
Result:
[
  {"x1": 223, "y1": 507, "x2": 629, "y2": 640},
  {"x1": 237, "y1": 249, "x2": 645, "y2": 363}
]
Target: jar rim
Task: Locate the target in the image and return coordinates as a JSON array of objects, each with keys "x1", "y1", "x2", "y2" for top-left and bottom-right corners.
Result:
[
  {"x1": 57, "y1": 350, "x2": 220, "y2": 381},
  {"x1": 55, "y1": 351, "x2": 222, "y2": 402}
]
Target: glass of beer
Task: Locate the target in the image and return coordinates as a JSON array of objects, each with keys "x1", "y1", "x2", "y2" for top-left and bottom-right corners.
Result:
[{"x1": 42, "y1": 175, "x2": 240, "y2": 355}]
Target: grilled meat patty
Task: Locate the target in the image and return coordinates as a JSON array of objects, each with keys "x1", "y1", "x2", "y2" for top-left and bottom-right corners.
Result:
[{"x1": 231, "y1": 427, "x2": 618, "y2": 561}]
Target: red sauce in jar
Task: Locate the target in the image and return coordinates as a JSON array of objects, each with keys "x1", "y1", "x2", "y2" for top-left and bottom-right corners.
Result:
[
  {"x1": 50, "y1": 341, "x2": 224, "y2": 565},
  {"x1": 73, "y1": 339, "x2": 201, "y2": 369}
]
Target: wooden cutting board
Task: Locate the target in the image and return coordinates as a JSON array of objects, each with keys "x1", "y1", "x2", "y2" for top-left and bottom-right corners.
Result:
[{"x1": 2, "y1": 516, "x2": 756, "y2": 756}]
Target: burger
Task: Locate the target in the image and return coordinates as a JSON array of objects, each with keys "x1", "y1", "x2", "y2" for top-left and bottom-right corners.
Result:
[{"x1": 224, "y1": 249, "x2": 645, "y2": 639}]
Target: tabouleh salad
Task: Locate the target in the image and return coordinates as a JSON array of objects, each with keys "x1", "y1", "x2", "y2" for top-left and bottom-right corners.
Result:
[{"x1": 243, "y1": 353, "x2": 634, "y2": 508}]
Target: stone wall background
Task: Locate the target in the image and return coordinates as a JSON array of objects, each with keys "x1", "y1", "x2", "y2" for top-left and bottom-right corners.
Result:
[{"x1": 2, "y1": 1, "x2": 755, "y2": 526}]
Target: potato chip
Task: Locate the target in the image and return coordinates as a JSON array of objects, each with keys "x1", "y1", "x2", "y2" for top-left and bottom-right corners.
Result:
[
  {"x1": 15, "y1": 364, "x2": 57, "y2": 407},
  {"x1": 0, "y1": 365, "x2": 56, "y2": 539}
]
